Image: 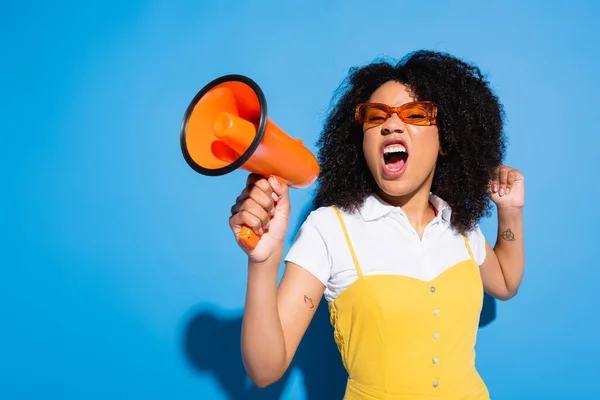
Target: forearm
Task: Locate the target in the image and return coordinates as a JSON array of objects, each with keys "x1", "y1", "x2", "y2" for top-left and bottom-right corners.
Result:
[
  {"x1": 493, "y1": 208, "x2": 525, "y2": 295},
  {"x1": 241, "y1": 249, "x2": 287, "y2": 387}
]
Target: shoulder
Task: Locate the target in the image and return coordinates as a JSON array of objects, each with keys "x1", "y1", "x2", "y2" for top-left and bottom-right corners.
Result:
[
  {"x1": 303, "y1": 205, "x2": 339, "y2": 226},
  {"x1": 430, "y1": 192, "x2": 487, "y2": 264},
  {"x1": 464, "y1": 223, "x2": 484, "y2": 239},
  {"x1": 285, "y1": 205, "x2": 352, "y2": 286},
  {"x1": 287, "y1": 205, "x2": 340, "y2": 251},
  {"x1": 299, "y1": 204, "x2": 362, "y2": 235},
  {"x1": 287, "y1": 203, "x2": 366, "y2": 262}
]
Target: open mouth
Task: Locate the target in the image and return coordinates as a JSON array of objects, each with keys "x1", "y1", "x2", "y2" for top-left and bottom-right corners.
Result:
[{"x1": 383, "y1": 142, "x2": 408, "y2": 172}]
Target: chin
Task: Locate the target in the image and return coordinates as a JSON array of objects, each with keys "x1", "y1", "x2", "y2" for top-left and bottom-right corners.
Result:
[
  {"x1": 374, "y1": 166, "x2": 435, "y2": 201},
  {"x1": 376, "y1": 178, "x2": 419, "y2": 199}
]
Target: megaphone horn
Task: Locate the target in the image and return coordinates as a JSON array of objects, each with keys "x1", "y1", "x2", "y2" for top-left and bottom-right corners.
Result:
[{"x1": 180, "y1": 74, "x2": 320, "y2": 248}]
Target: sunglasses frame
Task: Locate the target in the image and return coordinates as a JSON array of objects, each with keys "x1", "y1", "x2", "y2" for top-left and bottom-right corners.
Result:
[{"x1": 354, "y1": 101, "x2": 438, "y2": 127}]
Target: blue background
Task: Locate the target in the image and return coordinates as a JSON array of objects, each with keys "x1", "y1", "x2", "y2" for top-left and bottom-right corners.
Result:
[{"x1": 2, "y1": 1, "x2": 599, "y2": 399}]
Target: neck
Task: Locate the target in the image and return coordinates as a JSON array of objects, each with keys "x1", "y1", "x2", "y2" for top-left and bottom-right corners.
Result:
[{"x1": 377, "y1": 178, "x2": 436, "y2": 237}]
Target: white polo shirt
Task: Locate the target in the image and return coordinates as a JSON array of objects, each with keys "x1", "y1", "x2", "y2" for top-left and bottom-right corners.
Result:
[{"x1": 285, "y1": 193, "x2": 487, "y2": 302}]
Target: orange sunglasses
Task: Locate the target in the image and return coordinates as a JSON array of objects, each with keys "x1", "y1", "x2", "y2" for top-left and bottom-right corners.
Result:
[{"x1": 355, "y1": 101, "x2": 438, "y2": 128}]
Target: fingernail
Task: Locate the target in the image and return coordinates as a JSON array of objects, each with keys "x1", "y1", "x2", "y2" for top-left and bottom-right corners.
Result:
[
  {"x1": 271, "y1": 192, "x2": 279, "y2": 202},
  {"x1": 269, "y1": 207, "x2": 276, "y2": 216},
  {"x1": 506, "y1": 187, "x2": 511, "y2": 195},
  {"x1": 492, "y1": 184, "x2": 498, "y2": 193},
  {"x1": 258, "y1": 227, "x2": 263, "y2": 235},
  {"x1": 499, "y1": 187, "x2": 504, "y2": 196},
  {"x1": 271, "y1": 176, "x2": 280, "y2": 187}
]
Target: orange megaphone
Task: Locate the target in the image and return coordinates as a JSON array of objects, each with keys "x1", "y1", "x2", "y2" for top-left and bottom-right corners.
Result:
[{"x1": 180, "y1": 74, "x2": 320, "y2": 249}]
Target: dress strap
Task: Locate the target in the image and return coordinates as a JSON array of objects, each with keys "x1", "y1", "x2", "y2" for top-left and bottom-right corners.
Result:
[
  {"x1": 461, "y1": 234, "x2": 475, "y2": 262},
  {"x1": 331, "y1": 207, "x2": 363, "y2": 278}
]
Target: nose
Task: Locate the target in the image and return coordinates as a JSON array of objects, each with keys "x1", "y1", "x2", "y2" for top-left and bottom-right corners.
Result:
[{"x1": 381, "y1": 113, "x2": 404, "y2": 135}]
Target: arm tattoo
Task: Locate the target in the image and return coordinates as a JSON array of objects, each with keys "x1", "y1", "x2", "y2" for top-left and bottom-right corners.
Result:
[
  {"x1": 303, "y1": 295, "x2": 315, "y2": 309},
  {"x1": 500, "y1": 229, "x2": 516, "y2": 241}
]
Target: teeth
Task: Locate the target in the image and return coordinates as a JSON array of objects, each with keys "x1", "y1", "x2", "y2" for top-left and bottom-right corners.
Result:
[{"x1": 384, "y1": 145, "x2": 406, "y2": 154}]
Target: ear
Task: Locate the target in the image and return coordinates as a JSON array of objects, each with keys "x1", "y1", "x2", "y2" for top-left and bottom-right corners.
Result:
[{"x1": 439, "y1": 147, "x2": 448, "y2": 156}]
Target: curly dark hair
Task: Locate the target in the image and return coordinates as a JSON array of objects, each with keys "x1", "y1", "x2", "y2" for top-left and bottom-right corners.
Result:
[{"x1": 312, "y1": 50, "x2": 506, "y2": 233}]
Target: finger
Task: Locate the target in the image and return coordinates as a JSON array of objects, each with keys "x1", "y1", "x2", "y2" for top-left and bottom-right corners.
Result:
[
  {"x1": 232, "y1": 186, "x2": 254, "y2": 217},
  {"x1": 513, "y1": 169, "x2": 524, "y2": 180},
  {"x1": 498, "y1": 167, "x2": 509, "y2": 196},
  {"x1": 252, "y1": 176, "x2": 276, "y2": 198},
  {"x1": 245, "y1": 173, "x2": 275, "y2": 195},
  {"x1": 234, "y1": 187, "x2": 250, "y2": 207},
  {"x1": 246, "y1": 174, "x2": 276, "y2": 203},
  {"x1": 237, "y1": 176, "x2": 275, "y2": 213},
  {"x1": 269, "y1": 176, "x2": 290, "y2": 214},
  {"x1": 245, "y1": 173, "x2": 265, "y2": 188},
  {"x1": 489, "y1": 167, "x2": 500, "y2": 193},
  {"x1": 507, "y1": 169, "x2": 524, "y2": 194},
  {"x1": 230, "y1": 200, "x2": 269, "y2": 235},
  {"x1": 248, "y1": 184, "x2": 276, "y2": 215},
  {"x1": 230, "y1": 197, "x2": 248, "y2": 216},
  {"x1": 506, "y1": 169, "x2": 517, "y2": 193},
  {"x1": 240, "y1": 198, "x2": 271, "y2": 229},
  {"x1": 230, "y1": 201, "x2": 239, "y2": 216},
  {"x1": 229, "y1": 210, "x2": 263, "y2": 236}
]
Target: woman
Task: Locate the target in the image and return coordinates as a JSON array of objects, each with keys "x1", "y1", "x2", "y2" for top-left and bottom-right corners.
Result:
[{"x1": 229, "y1": 50, "x2": 525, "y2": 399}]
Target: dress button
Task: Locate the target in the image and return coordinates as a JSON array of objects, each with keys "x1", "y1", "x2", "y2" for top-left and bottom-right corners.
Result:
[
  {"x1": 432, "y1": 357, "x2": 439, "y2": 364},
  {"x1": 430, "y1": 286, "x2": 436, "y2": 293},
  {"x1": 433, "y1": 309, "x2": 440, "y2": 316},
  {"x1": 432, "y1": 380, "x2": 439, "y2": 388},
  {"x1": 433, "y1": 332, "x2": 439, "y2": 339}
]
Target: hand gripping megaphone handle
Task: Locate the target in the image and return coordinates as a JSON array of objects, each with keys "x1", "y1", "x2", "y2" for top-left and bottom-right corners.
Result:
[{"x1": 238, "y1": 175, "x2": 288, "y2": 249}]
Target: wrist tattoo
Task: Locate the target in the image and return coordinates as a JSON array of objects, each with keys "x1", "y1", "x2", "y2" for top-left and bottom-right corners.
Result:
[
  {"x1": 304, "y1": 295, "x2": 315, "y2": 309},
  {"x1": 500, "y1": 229, "x2": 516, "y2": 241}
]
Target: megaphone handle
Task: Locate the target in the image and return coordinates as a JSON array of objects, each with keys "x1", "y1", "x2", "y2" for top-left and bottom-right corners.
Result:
[
  {"x1": 239, "y1": 226, "x2": 260, "y2": 249},
  {"x1": 238, "y1": 175, "x2": 288, "y2": 249}
]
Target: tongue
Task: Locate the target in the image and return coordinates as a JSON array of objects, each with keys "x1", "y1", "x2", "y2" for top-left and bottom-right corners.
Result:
[{"x1": 385, "y1": 153, "x2": 406, "y2": 171}]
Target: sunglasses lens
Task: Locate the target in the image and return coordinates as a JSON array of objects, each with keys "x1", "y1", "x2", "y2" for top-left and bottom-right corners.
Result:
[
  {"x1": 399, "y1": 103, "x2": 433, "y2": 125},
  {"x1": 363, "y1": 105, "x2": 389, "y2": 127}
]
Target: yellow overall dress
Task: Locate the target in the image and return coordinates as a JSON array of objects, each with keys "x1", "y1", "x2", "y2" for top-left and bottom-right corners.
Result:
[{"x1": 328, "y1": 207, "x2": 490, "y2": 399}]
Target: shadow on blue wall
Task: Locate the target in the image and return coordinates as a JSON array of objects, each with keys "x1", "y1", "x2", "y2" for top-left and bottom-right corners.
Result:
[
  {"x1": 479, "y1": 293, "x2": 496, "y2": 328},
  {"x1": 184, "y1": 297, "x2": 347, "y2": 399},
  {"x1": 182, "y1": 202, "x2": 496, "y2": 398}
]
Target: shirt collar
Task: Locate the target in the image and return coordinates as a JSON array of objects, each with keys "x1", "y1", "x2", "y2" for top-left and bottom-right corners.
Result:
[
  {"x1": 359, "y1": 193, "x2": 452, "y2": 224},
  {"x1": 428, "y1": 193, "x2": 452, "y2": 223}
]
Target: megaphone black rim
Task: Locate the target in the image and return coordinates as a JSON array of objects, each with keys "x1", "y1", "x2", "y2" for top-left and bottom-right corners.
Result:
[{"x1": 180, "y1": 74, "x2": 268, "y2": 177}]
